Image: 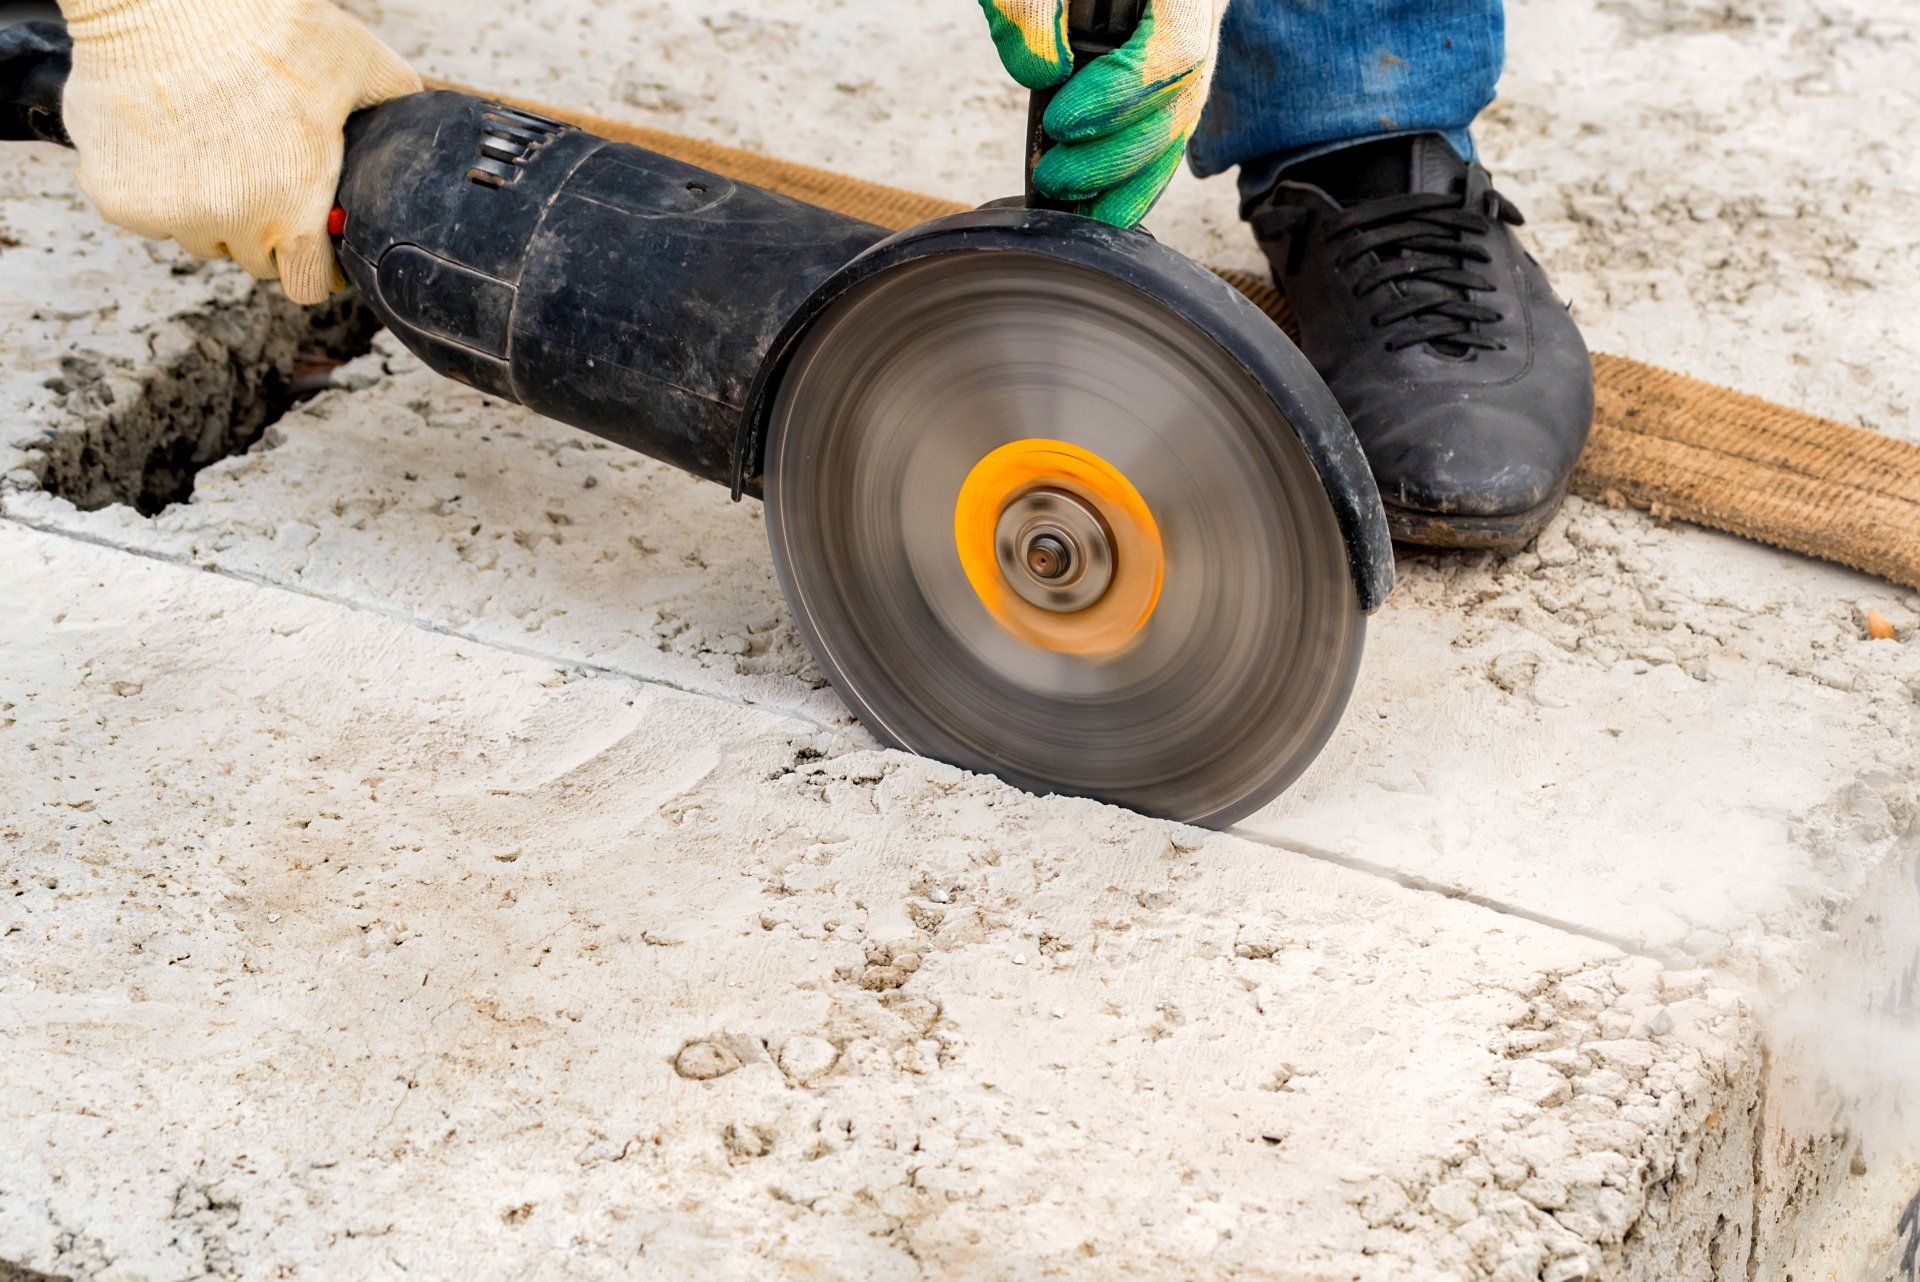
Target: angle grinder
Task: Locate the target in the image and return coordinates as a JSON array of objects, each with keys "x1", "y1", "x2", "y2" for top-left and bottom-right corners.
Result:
[{"x1": 0, "y1": 6, "x2": 1392, "y2": 826}]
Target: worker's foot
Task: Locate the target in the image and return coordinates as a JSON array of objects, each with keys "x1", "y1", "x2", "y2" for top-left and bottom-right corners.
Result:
[{"x1": 1245, "y1": 134, "x2": 1593, "y2": 549}]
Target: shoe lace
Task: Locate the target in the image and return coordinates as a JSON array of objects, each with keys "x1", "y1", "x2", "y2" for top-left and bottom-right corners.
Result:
[{"x1": 1264, "y1": 171, "x2": 1527, "y2": 357}]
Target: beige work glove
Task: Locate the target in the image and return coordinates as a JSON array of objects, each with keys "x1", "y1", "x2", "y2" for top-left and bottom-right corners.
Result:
[{"x1": 58, "y1": 0, "x2": 421, "y2": 303}]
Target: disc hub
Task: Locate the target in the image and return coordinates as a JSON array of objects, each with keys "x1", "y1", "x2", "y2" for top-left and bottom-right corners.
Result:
[
  {"x1": 953, "y1": 438, "x2": 1165, "y2": 656},
  {"x1": 994, "y1": 488, "x2": 1114, "y2": 612}
]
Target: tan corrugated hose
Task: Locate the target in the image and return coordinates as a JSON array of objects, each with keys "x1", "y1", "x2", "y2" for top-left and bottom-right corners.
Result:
[{"x1": 438, "y1": 81, "x2": 1920, "y2": 593}]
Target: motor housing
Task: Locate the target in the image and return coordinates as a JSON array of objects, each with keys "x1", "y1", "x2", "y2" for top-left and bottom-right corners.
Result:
[{"x1": 332, "y1": 89, "x2": 890, "y2": 491}]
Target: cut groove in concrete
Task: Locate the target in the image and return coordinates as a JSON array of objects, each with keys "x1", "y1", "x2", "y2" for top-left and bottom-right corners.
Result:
[
  {"x1": 29, "y1": 293, "x2": 380, "y2": 516},
  {"x1": 1234, "y1": 830, "x2": 1694, "y2": 966},
  {"x1": 0, "y1": 506, "x2": 841, "y2": 737}
]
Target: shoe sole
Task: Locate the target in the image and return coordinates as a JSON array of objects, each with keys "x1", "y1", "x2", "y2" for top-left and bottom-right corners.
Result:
[{"x1": 1382, "y1": 482, "x2": 1570, "y2": 552}]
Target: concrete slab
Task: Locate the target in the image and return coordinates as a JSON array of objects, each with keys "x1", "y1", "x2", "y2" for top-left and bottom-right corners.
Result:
[
  {"x1": 12, "y1": 338, "x2": 1914, "y2": 1275},
  {"x1": 0, "y1": 525, "x2": 1759, "y2": 1279}
]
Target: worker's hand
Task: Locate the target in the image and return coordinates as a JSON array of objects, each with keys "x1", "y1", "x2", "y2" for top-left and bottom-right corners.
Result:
[
  {"x1": 58, "y1": 0, "x2": 420, "y2": 304},
  {"x1": 978, "y1": 0, "x2": 1227, "y2": 227}
]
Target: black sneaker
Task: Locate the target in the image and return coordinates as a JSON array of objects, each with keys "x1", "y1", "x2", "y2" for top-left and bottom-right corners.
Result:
[{"x1": 1246, "y1": 134, "x2": 1594, "y2": 549}]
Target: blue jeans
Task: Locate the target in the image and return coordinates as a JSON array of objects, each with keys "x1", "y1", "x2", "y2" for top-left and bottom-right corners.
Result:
[{"x1": 1189, "y1": 0, "x2": 1506, "y2": 206}]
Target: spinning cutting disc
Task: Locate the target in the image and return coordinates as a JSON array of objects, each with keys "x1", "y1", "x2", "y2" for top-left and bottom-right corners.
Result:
[{"x1": 763, "y1": 247, "x2": 1365, "y2": 827}]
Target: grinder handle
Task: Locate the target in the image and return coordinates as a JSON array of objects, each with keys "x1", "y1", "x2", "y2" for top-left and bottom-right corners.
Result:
[
  {"x1": 1024, "y1": 0, "x2": 1146, "y2": 211},
  {"x1": 3, "y1": 18, "x2": 354, "y2": 251}
]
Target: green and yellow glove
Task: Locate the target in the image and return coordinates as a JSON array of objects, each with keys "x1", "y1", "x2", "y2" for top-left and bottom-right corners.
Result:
[{"x1": 979, "y1": 0, "x2": 1228, "y2": 227}]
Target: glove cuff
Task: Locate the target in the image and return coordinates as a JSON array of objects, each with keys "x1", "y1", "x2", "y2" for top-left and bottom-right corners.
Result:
[{"x1": 60, "y1": 0, "x2": 291, "y2": 66}]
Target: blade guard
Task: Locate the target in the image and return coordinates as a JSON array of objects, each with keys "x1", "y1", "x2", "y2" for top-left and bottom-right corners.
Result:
[{"x1": 740, "y1": 207, "x2": 1396, "y2": 614}]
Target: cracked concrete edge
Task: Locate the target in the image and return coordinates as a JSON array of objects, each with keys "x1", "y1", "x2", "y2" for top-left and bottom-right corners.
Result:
[
  {"x1": 0, "y1": 150, "x2": 377, "y2": 515},
  {"x1": 1750, "y1": 818, "x2": 1920, "y2": 1279},
  {"x1": 2, "y1": 283, "x2": 374, "y2": 516}
]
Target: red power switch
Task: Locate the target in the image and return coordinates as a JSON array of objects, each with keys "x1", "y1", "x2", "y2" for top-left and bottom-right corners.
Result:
[{"x1": 326, "y1": 206, "x2": 347, "y2": 237}]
